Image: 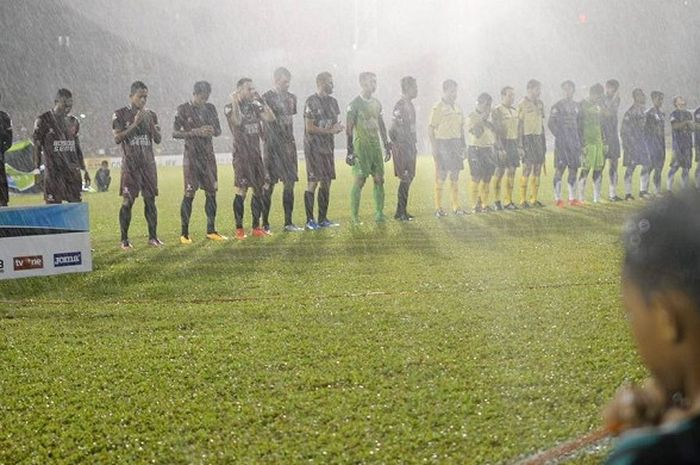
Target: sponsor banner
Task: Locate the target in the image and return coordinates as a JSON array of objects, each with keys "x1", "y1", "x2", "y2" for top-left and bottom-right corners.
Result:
[{"x1": 0, "y1": 204, "x2": 91, "y2": 280}]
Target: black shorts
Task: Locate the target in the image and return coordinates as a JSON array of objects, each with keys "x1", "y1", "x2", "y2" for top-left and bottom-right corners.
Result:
[
  {"x1": 265, "y1": 140, "x2": 299, "y2": 184},
  {"x1": 522, "y1": 134, "x2": 546, "y2": 165},
  {"x1": 606, "y1": 136, "x2": 620, "y2": 160},
  {"x1": 467, "y1": 146, "x2": 497, "y2": 180},
  {"x1": 0, "y1": 155, "x2": 7, "y2": 206},
  {"x1": 233, "y1": 149, "x2": 265, "y2": 190},
  {"x1": 434, "y1": 138, "x2": 464, "y2": 173},
  {"x1": 305, "y1": 147, "x2": 336, "y2": 183},
  {"x1": 45, "y1": 167, "x2": 82, "y2": 203},
  {"x1": 121, "y1": 153, "x2": 158, "y2": 199},
  {"x1": 392, "y1": 143, "x2": 417, "y2": 181},
  {"x1": 554, "y1": 146, "x2": 581, "y2": 170},
  {"x1": 183, "y1": 150, "x2": 218, "y2": 195},
  {"x1": 497, "y1": 140, "x2": 520, "y2": 169},
  {"x1": 671, "y1": 148, "x2": 693, "y2": 169}
]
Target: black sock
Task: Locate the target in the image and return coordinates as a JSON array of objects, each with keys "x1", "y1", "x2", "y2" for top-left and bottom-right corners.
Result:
[
  {"x1": 180, "y1": 196, "x2": 193, "y2": 237},
  {"x1": 251, "y1": 194, "x2": 262, "y2": 228},
  {"x1": 119, "y1": 200, "x2": 133, "y2": 242},
  {"x1": 283, "y1": 186, "x2": 294, "y2": 226},
  {"x1": 233, "y1": 194, "x2": 244, "y2": 229},
  {"x1": 144, "y1": 197, "x2": 158, "y2": 240},
  {"x1": 397, "y1": 180, "x2": 410, "y2": 215},
  {"x1": 262, "y1": 185, "x2": 273, "y2": 228},
  {"x1": 318, "y1": 185, "x2": 330, "y2": 223},
  {"x1": 304, "y1": 191, "x2": 315, "y2": 222},
  {"x1": 205, "y1": 193, "x2": 217, "y2": 234}
]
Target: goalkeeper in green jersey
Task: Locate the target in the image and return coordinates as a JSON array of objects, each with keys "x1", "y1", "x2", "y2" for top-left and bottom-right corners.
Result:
[{"x1": 346, "y1": 72, "x2": 391, "y2": 224}]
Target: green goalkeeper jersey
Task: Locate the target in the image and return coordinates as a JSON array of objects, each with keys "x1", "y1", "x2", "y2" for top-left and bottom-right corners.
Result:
[
  {"x1": 347, "y1": 95, "x2": 383, "y2": 153},
  {"x1": 581, "y1": 99, "x2": 604, "y2": 146}
]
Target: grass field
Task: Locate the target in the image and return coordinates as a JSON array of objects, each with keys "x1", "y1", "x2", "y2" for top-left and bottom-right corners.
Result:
[{"x1": 0, "y1": 156, "x2": 648, "y2": 465}]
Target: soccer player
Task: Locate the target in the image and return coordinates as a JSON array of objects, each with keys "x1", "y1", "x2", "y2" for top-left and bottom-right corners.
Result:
[
  {"x1": 113, "y1": 81, "x2": 162, "y2": 249},
  {"x1": 346, "y1": 72, "x2": 391, "y2": 224},
  {"x1": 224, "y1": 78, "x2": 275, "y2": 239},
  {"x1": 518, "y1": 79, "x2": 547, "y2": 208},
  {"x1": 94, "y1": 160, "x2": 111, "y2": 192},
  {"x1": 602, "y1": 79, "x2": 623, "y2": 201},
  {"x1": 491, "y1": 86, "x2": 520, "y2": 210},
  {"x1": 577, "y1": 83, "x2": 606, "y2": 203},
  {"x1": 174, "y1": 81, "x2": 226, "y2": 244},
  {"x1": 621, "y1": 89, "x2": 652, "y2": 201},
  {"x1": 389, "y1": 76, "x2": 418, "y2": 221},
  {"x1": 603, "y1": 190, "x2": 700, "y2": 465},
  {"x1": 465, "y1": 93, "x2": 497, "y2": 213},
  {"x1": 0, "y1": 92, "x2": 11, "y2": 207},
  {"x1": 547, "y1": 80, "x2": 582, "y2": 207},
  {"x1": 645, "y1": 91, "x2": 665, "y2": 197},
  {"x1": 261, "y1": 67, "x2": 302, "y2": 232},
  {"x1": 33, "y1": 88, "x2": 90, "y2": 205},
  {"x1": 303, "y1": 72, "x2": 344, "y2": 230},
  {"x1": 429, "y1": 80, "x2": 466, "y2": 217},
  {"x1": 667, "y1": 96, "x2": 694, "y2": 192},
  {"x1": 695, "y1": 104, "x2": 700, "y2": 188}
]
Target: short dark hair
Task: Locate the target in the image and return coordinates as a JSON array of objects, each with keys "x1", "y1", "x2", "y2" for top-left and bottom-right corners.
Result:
[
  {"x1": 477, "y1": 93, "x2": 492, "y2": 105},
  {"x1": 623, "y1": 189, "x2": 700, "y2": 308},
  {"x1": 359, "y1": 72, "x2": 376, "y2": 83},
  {"x1": 55, "y1": 88, "x2": 73, "y2": 100},
  {"x1": 651, "y1": 90, "x2": 664, "y2": 100},
  {"x1": 673, "y1": 95, "x2": 684, "y2": 106},
  {"x1": 443, "y1": 79, "x2": 458, "y2": 92},
  {"x1": 237, "y1": 78, "x2": 252, "y2": 89},
  {"x1": 561, "y1": 80, "x2": 575, "y2": 90},
  {"x1": 500, "y1": 86, "x2": 513, "y2": 96},
  {"x1": 130, "y1": 81, "x2": 148, "y2": 95},
  {"x1": 632, "y1": 88, "x2": 645, "y2": 99},
  {"x1": 316, "y1": 72, "x2": 332, "y2": 85},
  {"x1": 274, "y1": 67, "x2": 291, "y2": 81},
  {"x1": 101, "y1": 160, "x2": 109, "y2": 166},
  {"x1": 193, "y1": 81, "x2": 211, "y2": 95},
  {"x1": 401, "y1": 76, "x2": 416, "y2": 93},
  {"x1": 527, "y1": 79, "x2": 541, "y2": 90},
  {"x1": 590, "y1": 83, "x2": 604, "y2": 96},
  {"x1": 606, "y1": 79, "x2": 620, "y2": 91}
]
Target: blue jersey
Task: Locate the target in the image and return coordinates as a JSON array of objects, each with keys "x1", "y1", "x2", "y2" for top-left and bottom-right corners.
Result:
[
  {"x1": 670, "y1": 109, "x2": 693, "y2": 157},
  {"x1": 645, "y1": 106, "x2": 665, "y2": 159},
  {"x1": 621, "y1": 104, "x2": 650, "y2": 166},
  {"x1": 548, "y1": 99, "x2": 582, "y2": 156}
]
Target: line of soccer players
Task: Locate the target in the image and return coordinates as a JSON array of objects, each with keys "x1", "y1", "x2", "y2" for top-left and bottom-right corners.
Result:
[{"x1": 4, "y1": 74, "x2": 700, "y2": 248}]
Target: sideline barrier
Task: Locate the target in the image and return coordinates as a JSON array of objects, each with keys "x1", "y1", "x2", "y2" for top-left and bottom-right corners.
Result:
[{"x1": 0, "y1": 203, "x2": 92, "y2": 280}]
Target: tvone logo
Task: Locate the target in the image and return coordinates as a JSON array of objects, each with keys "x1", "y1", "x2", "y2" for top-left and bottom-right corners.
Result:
[
  {"x1": 54, "y1": 252, "x2": 82, "y2": 267},
  {"x1": 13, "y1": 255, "x2": 44, "y2": 271}
]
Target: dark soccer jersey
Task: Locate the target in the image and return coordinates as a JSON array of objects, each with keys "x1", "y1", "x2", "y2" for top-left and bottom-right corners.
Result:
[
  {"x1": 670, "y1": 109, "x2": 693, "y2": 155},
  {"x1": 606, "y1": 415, "x2": 700, "y2": 465},
  {"x1": 112, "y1": 106, "x2": 159, "y2": 160},
  {"x1": 262, "y1": 89, "x2": 297, "y2": 144},
  {"x1": 224, "y1": 101, "x2": 263, "y2": 157},
  {"x1": 645, "y1": 107, "x2": 665, "y2": 154},
  {"x1": 33, "y1": 111, "x2": 85, "y2": 172},
  {"x1": 548, "y1": 99, "x2": 582, "y2": 154},
  {"x1": 0, "y1": 110, "x2": 11, "y2": 155},
  {"x1": 304, "y1": 93, "x2": 340, "y2": 155},
  {"x1": 622, "y1": 105, "x2": 649, "y2": 158},
  {"x1": 389, "y1": 98, "x2": 417, "y2": 146},
  {"x1": 173, "y1": 102, "x2": 221, "y2": 156},
  {"x1": 602, "y1": 95, "x2": 620, "y2": 142}
]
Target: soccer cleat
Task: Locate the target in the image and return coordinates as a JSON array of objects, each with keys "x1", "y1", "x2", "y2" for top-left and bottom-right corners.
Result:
[
  {"x1": 494, "y1": 201, "x2": 503, "y2": 211},
  {"x1": 453, "y1": 208, "x2": 468, "y2": 216},
  {"x1": 375, "y1": 215, "x2": 387, "y2": 223},
  {"x1": 404, "y1": 212, "x2": 415, "y2": 221},
  {"x1": 472, "y1": 204, "x2": 483, "y2": 214},
  {"x1": 482, "y1": 205, "x2": 495, "y2": 213},
  {"x1": 570, "y1": 199, "x2": 585, "y2": 207},
  {"x1": 180, "y1": 235, "x2": 193, "y2": 245},
  {"x1": 555, "y1": 200, "x2": 565, "y2": 208},
  {"x1": 234, "y1": 228, "x2": 247, "y2": 240},
  {"x1": 251, "y1": 227, "x2": 268, "y2": 238},
  {"x1": 504, "y1": 202, "x2": 518, "y2": 210},
  {"x1": 283, "y1": 224, "x2": 304, "y2": 232},
  {"x1": 609, "y1": 195, "x2": 624, "y2": 202},
  {"x1": 519, "y1": 201, "x2": 531, "y2": 209},
  {"x1": 319, "y1": 219, "x2": 340, "y2": 228},
  {"x1": 120, "y1": 240, "x2": 134, "y2": 250},
  {"x1": 532, "y1": 200, "x2": 545, "y2": 208},
  {"x1": 261, "y1": 226, "x2": 273, "y2": 236},
  {"x1": 434, "y1": 209, "x2": 448, "y2": 218},
  {"x1": 624, "y1": 194, "x2": 635, "y2": 201},
  {"x1": 639, "y1": 191, "x2": 652, "y2": 200},
  {"x1": 206, "y1": 232, "x2": 228, "y2": 241},
  {"x1": 305, "y1": 220, "x2": 320, "y2": 230},
  {"x1": 148, "y1": 238, "x2": 165, "y2": 247}
]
